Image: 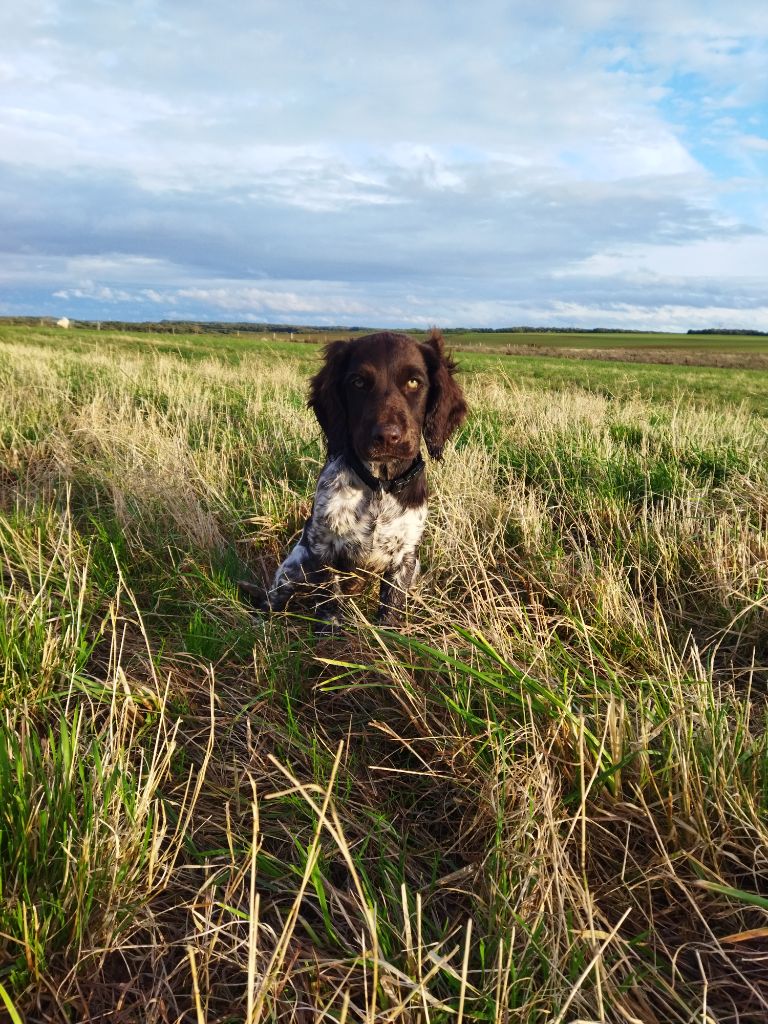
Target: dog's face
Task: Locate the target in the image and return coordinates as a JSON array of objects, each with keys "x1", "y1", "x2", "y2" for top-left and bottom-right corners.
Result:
[
  {"x1": 309, "y1": 330, "x2": 467, "y2": 464},
  {"x1": 342, "y1": 332, "x2": 431, "y2": 464}
]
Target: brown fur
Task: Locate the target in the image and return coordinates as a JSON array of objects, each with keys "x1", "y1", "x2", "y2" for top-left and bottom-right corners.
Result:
[
  {"x1": 242, "y1": 330, "x2": 468, "y2": 628},
  {"x1": 308, "y1": 329, "x2": 467, "y2": 466}
]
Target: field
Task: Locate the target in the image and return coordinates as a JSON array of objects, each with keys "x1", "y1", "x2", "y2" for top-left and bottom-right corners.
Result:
[
  {"x1": 1, "y1": 323, "x2": 767, "y2": 1023},
  {"x1": 443, "y1": 331, "x2": 768, "y2": 353}
]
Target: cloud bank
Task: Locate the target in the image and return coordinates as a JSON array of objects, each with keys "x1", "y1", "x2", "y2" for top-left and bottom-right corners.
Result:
[{"x1": 1, "y1": 0, "x2": 766, "y2": 328}]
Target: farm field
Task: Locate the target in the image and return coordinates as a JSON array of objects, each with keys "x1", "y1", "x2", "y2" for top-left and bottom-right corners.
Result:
[
  {"x1": 1, "y1": 323, "x2": 768, "y2": 1022},
  {"x1": 445, "y1": 330, "x2": 768, "y2": 353},
  {"x1": 6, "y1": 324, "x2": 768, "y2": 413}
]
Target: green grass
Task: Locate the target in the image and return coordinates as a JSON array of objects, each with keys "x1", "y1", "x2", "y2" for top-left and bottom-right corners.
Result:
[
  {"x1": 463, "y1": 352, "x2": 768, "y2": 415},
  {"x1": 0, "y1": 321, "x2": 321, "y2": 366},
  {"x1": 446, "y1": 329, "x2": 768, "y2": 352},
  {"x1": 1, "y1": 324, "x2": 767, "y2": 1022},
  {"x1": 3, "y1": 322, "x2": 767, "y2": 413}
]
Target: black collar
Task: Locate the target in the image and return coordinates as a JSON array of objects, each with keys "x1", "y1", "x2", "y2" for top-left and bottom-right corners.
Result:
[{"x1": 346, "y1": 451, "x2": 425, "y2": 494}]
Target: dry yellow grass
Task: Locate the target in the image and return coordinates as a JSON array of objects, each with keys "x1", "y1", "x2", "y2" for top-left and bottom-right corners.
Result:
[{"x1": 1, "y1": 327, "x2": 767, "y2": 1022}]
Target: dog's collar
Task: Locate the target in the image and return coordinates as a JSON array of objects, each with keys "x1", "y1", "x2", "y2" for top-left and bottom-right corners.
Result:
[{"x1": 347, "y1": 451, "x2": 425, "y2": 495}]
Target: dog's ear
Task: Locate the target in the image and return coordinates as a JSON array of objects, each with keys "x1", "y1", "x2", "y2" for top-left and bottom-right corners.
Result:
[
  {"x1": 308, "y1": 339, "x2": 350, "y2": 454},
  {"x1": 419, "y1": 329, "x2": 468, "y2": 460}
]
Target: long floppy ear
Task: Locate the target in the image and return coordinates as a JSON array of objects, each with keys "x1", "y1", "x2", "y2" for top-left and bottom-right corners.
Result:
[
  {"x1": 420, "y1": 329, "x2": 468, "y2": 460},
  {"x1": 308, "y1": 339, "x2": 350, "y2": 455}
]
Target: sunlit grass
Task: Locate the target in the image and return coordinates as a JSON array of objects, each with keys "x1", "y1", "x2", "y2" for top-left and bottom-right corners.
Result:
[{"x1": 1, "y1": 326, "x2": 767, "y2": 1021}]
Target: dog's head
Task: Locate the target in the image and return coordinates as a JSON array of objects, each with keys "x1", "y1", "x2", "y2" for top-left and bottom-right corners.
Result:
[{"x1": 308, "y1": 329, "x2": 467, "y2": 464}]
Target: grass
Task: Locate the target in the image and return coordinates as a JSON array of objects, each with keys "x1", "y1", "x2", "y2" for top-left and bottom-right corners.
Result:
[
  {"x1": 0, "y1": 324, "x2": 767, "y2": 1022},
  {"x1": 3, "y1": 322, "x2": 768, "y2": 413},
  {"x1": 442, "y1": 330, "x2": 768, "y2": 353}
]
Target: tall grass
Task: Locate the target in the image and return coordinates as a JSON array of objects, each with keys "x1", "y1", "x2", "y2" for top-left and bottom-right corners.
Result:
[{"x1": 1, "y1": 327, "x2": 767, "y2": 1022}]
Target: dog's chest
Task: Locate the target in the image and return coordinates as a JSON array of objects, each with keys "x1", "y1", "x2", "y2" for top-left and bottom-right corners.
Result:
[{"x1": 310, "y1": 461, "x2": 427, "y2": 569}]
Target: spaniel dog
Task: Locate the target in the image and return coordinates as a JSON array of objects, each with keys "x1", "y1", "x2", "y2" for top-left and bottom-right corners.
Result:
[{"x1": 241, "y1": 329, "x2": 467, "y2": 630}]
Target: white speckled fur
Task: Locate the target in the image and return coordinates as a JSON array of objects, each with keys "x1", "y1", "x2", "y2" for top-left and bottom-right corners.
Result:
[
  {"x1": 266, "y1": 456, "x2": 427, "y2": 619},
  {"x1": 310, "y1": 458, "x2": 427, "y2": 570}
]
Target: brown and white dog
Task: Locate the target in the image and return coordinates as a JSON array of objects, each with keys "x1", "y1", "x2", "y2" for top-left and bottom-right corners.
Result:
[{"x1": 242, "y1": 329, "x2": 467, "y2": 630}]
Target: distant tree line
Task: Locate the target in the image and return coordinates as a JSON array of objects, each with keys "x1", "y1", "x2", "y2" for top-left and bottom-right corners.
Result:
[
  {"x1": 0, "y1": 316, "x2": 325, "y2": 334},
  {"x1": 442, "y1": 326, "x2": 654, "y2": 334},
  {"x1": 686, "y1": 328, "x2": 767, "y2": 336},
  {"x1": 2, "y1": 317, "x2": 765, "y2": 336}
]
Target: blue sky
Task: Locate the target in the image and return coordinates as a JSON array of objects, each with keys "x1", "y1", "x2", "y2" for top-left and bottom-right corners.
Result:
[{"x1": 1, "y1": 0, "x2": 766, "y2": 330}]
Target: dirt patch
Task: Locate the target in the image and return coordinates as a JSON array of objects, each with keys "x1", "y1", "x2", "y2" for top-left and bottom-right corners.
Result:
[{"x1": 461, "y1": 343, "x2": 768, "y2": 370}]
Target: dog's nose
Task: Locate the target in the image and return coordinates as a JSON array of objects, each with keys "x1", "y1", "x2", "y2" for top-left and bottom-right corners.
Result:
[{"x1": 372, "y1": 423, "x2": 402, "y2": 447}]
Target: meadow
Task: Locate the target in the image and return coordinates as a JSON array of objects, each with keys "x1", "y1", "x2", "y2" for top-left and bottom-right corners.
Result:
[{"x1": 1, "y1": 323, "x2": 767, "y2": 1023}]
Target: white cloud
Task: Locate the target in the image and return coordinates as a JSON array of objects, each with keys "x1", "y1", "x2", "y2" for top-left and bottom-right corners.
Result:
[
  {"x1": 175, "y1": 286, "x2": 372, "y2": 317},
  {"x1": 556, "y1": 234, "x2": 768, "y2": 281},
  {"x1": 739, "y1": 135, "x2": 768, "y2": 152},
  {"x1": 53, "y1": 284, "x2": 134, "y2": 302},
  {"x1": 0, "y1": 0, "x2": 766, "y2": 327}
]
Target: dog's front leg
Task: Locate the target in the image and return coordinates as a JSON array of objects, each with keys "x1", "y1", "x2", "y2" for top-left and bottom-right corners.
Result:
[
  {"x1": 311, "y1": 573, "x2": 344, "y2": 634},
  {"x1": 377, "y1": 552, "x2": 419, "y2": 626},
  {"x1": 245, "y1": 541, "x2": 344, "y2": 634},
  {"x1": 241, "y1": 537, "x2": 322, "y2": 613}
]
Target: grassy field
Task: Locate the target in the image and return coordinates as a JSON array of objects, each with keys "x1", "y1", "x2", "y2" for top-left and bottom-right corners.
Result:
[
  {"x1": 6, "y1": 324, "x2": 768, "y2": 413},
  {"x1": 443, "y1": 331, "x2": 768, "y2": 353},
  {"x1": 1, "y1": 323, "x2": 767, "y2": 1023}
]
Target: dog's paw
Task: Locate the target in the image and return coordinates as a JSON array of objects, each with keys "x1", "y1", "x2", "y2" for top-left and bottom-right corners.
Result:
[
  {"x1": 375, "y1": 609, "x2": 404, "y2": 629},
  {"x1": 238, "y1": 579, "x2": 270, "y2": 613},
  {"x1": 313, "y1": 609, "x2": 344, "y2": 637}
]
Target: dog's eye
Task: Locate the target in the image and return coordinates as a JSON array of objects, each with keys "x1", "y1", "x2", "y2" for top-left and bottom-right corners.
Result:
[
  {"x1": 405, "y1": 378, "x2": 422, "y2": 391},
  {"x1": 348, "y1": 376, "x2": 366, "y2": 389}
]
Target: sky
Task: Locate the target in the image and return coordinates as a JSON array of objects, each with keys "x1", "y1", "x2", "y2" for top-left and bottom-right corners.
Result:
[{"x1": 1, "y1": 0, "x2": 767, "y2": 331}]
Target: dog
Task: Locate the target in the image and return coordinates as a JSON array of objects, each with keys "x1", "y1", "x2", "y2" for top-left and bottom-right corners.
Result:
[{"x1": 241, "y1": 329, "x2": 467, "y2": 630}]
